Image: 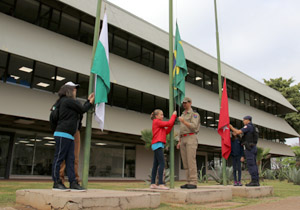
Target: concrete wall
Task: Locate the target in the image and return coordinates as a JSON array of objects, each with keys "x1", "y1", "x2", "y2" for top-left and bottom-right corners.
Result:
[{"x1": 135, "y1": 145, "x2": 153, "y2": 180}]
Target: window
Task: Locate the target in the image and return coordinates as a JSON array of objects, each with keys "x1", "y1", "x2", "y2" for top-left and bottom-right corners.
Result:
[
  {"x1": 206, "y1": 112, "x2": 215, "y2": 128},
  {"x1": 124, "y1": 146, "x2": 136, "y2": 178},
  {"x1": 198, "y1": 109, "x2": 206, "y2": 126},
  {"x1": 227, "y1": 80, "x2": 233, "y2": 99},
  {"x1": 195, "y1": 69, "x2": 203, "y2": 87},
  {"x1": 12, "y1": 135, "x2": 35, "y2": 175},
  {"x1": 207, "y1": 153, "x2": 214, "y2": 169},
  {"x1": 204, "y1": 72, "x2": 212, "y2": 90},
  {"x1": 232, "y1": 83, "x2": 239, "y2": 101},
  {"x1": 0, "y1": 51, "x2": 8, "y2": 81},
  {"x1": 79, "y1": 21, "x2": 94, "y2": 45},
  {"x1": 54, "y1": 68, "x2": 77, "y2": 92},
  {"x1": 15, "y1": 0, "x2": 39, "y2": 24},
  {"x1": 128, "y1": 41, "x2": 141, "y2": 62},
  {"x1": 7, "y1": 54, "x2": 33, "y2": 87},
  {"x1": 0, "y1": 0, "x2": 15, "y2": 15},
  {"x1": 32, "y1": 62, "x2": 55, "y2": 92},
  {"x1": 141, "y1": 47, "x2": 154, "y2": 67},
  {"x1": 112, "y1": 84, "x2": 127, "y2": 109},
  {"x1": 77, "y1": 74, "x2": 89, "y2": 99},
  {"x1": 112, "y1": 35, "x2": 127, "y2": 57},
  {"x1": 239, "y1": 87, "x2": 245, "y2": 104},
  {"x1": 59, "y1": 13, "x2": 80, "y2": 39},
  {"x1": 153, "y1": 51, "x2": 165, "y2": 73},
  {"x1": 155, "y1": 96, "x2": 168, "y2": 118},
  {"x1": 244, "y1": 90, "x2": 250, "y2": 105},
  {"x1": 187, "y1": 67, "x2": 195, "y2": 84},
  {"x1": 38, "y1": 4, "x2": 51, "y2": 29},
  {"x1": 212, "y1": 75, "x2": 219, "y2": 93},
  {"x1": 128, "y1": 89, "x2": 141, "y2": 112},
  {"x1": 142, "y1": 92, "x2": 155, "y2": 114}
]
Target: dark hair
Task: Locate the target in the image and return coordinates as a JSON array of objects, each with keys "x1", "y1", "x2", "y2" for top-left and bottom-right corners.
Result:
[
  {"x1": 150, "y1": 109, "x2": 162, "y2": 120},
  {"x1": 58, "y1": 85, "x2": 76, "y2": 99}
]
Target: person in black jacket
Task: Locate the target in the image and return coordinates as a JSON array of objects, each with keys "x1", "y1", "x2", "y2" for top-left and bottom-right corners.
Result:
[
  {"x1": 231, "y1": 133, "x2": 244, "y2": 186},
  {"x1": 52, "y1": 82, "x2": 94, "y2": 191}
]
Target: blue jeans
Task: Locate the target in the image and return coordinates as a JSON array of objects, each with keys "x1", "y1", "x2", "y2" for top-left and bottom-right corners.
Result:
[
  {"x1": 245, "y1": 145, "x2": 259, "y2": 181},
  {"x1": 52, "y1": 136, "x2": 75, "y2": 183},
  {"x1": 151, "y1": 148, "x2": 165, "y2": 185},
  {"x1": 232, "y1": 156, "x2": 242, "y2": 182}
]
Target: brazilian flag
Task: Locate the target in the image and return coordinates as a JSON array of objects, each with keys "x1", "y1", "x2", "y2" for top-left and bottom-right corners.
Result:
[{"x1": 173, "y1": 23, "x2": 188, "y2": 105}]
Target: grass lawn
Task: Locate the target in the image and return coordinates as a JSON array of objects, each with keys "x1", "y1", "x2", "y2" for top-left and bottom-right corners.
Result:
[{"x1": 0, "y1": 180, "x2": 300, "y2": 209}]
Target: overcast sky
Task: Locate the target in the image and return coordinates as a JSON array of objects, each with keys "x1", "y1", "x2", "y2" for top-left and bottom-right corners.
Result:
[{"x1": 108, "y1": 0, "x2": 300, "y2": 145}]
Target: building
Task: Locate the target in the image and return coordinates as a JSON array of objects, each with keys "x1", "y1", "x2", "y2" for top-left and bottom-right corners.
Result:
[{"x1": 0, "y1": 0, "x2": 298, "y2": 180}]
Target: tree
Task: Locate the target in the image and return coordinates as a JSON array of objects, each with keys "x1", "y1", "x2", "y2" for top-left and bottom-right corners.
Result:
[{"x1": 264, "y1": 77, "x2": 300, "y2": 134}]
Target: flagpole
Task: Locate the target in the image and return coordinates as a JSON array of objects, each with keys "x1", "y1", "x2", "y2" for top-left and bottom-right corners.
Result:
[
  {"x1": 169, "y1": 0, "x2": 175, "y2": 189},
  {"x1": 82, "y1": 0, "x2": 103, "y2": 189},
  {"x1": 214, "y1": 0, "x2": 227, "y2": 185}
]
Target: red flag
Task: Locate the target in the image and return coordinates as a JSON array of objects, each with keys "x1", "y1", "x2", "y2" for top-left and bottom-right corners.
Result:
[{"x1": 218, "y1": 78, "x2": 231, "y2": 160}]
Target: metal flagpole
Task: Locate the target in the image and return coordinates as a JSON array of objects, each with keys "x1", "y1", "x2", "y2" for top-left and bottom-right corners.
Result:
[
  {"x1": 169, "y1": 0, "x2": 175, "y2": 189},
  {"x1": 82, "y1": 0, "x2": 103, "y2": 189},
  {"x1": 214, "y1": 0, "x2": 227, "y2": 185}
]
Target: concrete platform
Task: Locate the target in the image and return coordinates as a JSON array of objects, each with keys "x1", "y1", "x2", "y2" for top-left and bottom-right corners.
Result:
[
  {"x1": 16, "y1": 189, "x2": 160, "y2": 210},
  {"x1": 126, "y1": 187, "x2": 232, "y2": 204},
  {"x1": 203, "y1": 185, "x2": 274, "y2": 198}
]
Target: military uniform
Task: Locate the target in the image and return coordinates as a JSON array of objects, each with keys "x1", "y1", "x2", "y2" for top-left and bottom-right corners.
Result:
[{"x1": 179, "y1": 108, "x2": 200, "y2": 185}]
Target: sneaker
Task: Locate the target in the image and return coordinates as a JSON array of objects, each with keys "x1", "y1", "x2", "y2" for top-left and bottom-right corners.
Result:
[
  {"x1": 246, "y1": 180, "x2": 260, "y2": 187},
  {"x1": 180, "y1": 184, "x2": 188, "y2": 189},
  {"x1": 186, "y1": 184, "x2": 197, "y2": 189},
  {"x1": 53, "y1": 180, "x2": 69, "y2": 191},
  {"x1": 157, "y1": 185, "x2": 170, "y2": 190},
  {"x1": 233, "y1": 181, "x2": 238, "y2": 186},
  {"x1": 70, "y1": 181, "x2": 86, "y2": 192},
  {"x1": 238, "y1": 181, "x2": 243, "y2": 186}
]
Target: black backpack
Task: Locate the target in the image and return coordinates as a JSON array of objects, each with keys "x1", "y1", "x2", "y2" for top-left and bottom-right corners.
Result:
[{"x1": 49, "y1": 100, "x2": 61, "y2": 131}]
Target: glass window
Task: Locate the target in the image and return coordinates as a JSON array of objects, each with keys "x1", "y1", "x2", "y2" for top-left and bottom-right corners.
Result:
[
  {"x1": 239, "y1": 87, "x2": 245, "y2": 104},
  {"x1": 187, "y1": 67, "x2": 195, "y2": 84},
  {"x1": 142, "y1": 92, "x2": 155, "y2": 114},
  {"x1": 89, "y1": 141, "x2": 124, "y2": 177},
  {"x1": 54, "y1": 68, "x2": 77, "y2": 92},
  {"x1": 128, "y1": 41, "x2": 141, "y2": 62},
  {"x1": 0, "y1": 51, "x2": 8, "y2": 81},
  {"x1": 141, "y1": 47, "x2": 154, "y2": 67},
  {"x1": 79, "y1": 21, "x2": 94, "y2": 45},
  {"x1": 153, "y1": 52, "x2": 165, "y2": 73},
  {"x1": 204, "y1": 72, "x2": 212, "y2": 90},
  {"x1": 38, "y1": 4, "x2": 51, "y2": 29},
  {"x1": 112, "y1": 84, "x2": 127, "y2": 109},
  {"x1": 195, "y1": 69, "x2": 203, "y2": 87},
  {"x1": 128, "y1": 89, "x2": 141, "y2": 112},
  {"x1": 0, "y1": 0, "x2": 15, "y2": 15},
  {"x1": 77, "y1": 74, "x2": 89, "y2": 99},
  {"x1": 112, "y1": 35, "x2": 127, "y2": 57},
  {"x1": 206, "y1": 112, "x2": 215, "y2": 128},
  {"x1": 227, "y1": 80, "x2": 233, "y2": 99},
  {"x1": 212, "y1": 75, "x2": 219, "y2": 93},
  {"x1": 59, "y1": 13, "x2": 80, "y2": 39},
  {"x1": 198, "y1": 109, "x2": 206, "y2": 126},
  {"x1": 207, "y1": 153, "x2": 214, "y2": 169},
  {"x1": 12, "y1": 135, "x2": 35, "y2": 175},
  {"x1": 245, "y1": 90, "x2": 250, "y2": 105},
  {"x1": 32, "y1": 62, "x2": 55, "y2": 92},
  {"x1": 33, "y1": 136, "x2": 55, "y2": 176},
  {"x1": 250, "y1": 91, "x2": 255, "y2": 107},
  {"x1": 232, "y1": 83, "x2": 239, "y2": 101},
  {"x1": 7, "y1": 54, "x2": 33, "y2": 87},
  {"x1": 0, "y1": 134, "x2": 11, "y2": 177},
  {"x1": 124, "y1": 146, "x2": 135, "y2": 178},
  {"x1": 15, "y1": 0, "x2": 39, "y2": 24},
  {"x1": 155, "y1": 96, "x2": 167, "y2": 118},
  {"x1": 49, "y1": 9, "x2": 61, "y2": 32}
]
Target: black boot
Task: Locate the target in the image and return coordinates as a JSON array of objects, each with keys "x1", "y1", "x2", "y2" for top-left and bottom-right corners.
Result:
[
  {"x1": 246, "y1": 180, "x2": 260, "y2": 187},
  {"x1": 70, "y1": 180, "x2": 86, "y2": 192},
  {"x1": 53, "y1": 180, "x2": 69, "y2": 191},
  {"x1": 180, "y1": 184, "x2": 188, "y2": 189}
]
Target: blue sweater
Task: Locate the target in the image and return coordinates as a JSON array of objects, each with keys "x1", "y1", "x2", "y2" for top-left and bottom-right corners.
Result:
[{"x1": 231, "y1": 137, "x2": 244, "y2": 157}]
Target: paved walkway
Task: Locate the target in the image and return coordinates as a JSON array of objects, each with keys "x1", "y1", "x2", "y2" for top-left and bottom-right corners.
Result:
[{"x1": 233, "y1": 196, "x2": 300, "y2": 210}]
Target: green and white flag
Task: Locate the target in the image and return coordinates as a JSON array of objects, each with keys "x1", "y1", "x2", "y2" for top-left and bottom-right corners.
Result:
[{"x1": 91, "y1": 12, "x2": 110, "y2": 131}]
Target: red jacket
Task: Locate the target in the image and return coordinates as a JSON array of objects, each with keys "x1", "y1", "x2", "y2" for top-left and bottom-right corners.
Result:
[{"x1": 152, "y1": 114, "x2": 177, "y2": 145}]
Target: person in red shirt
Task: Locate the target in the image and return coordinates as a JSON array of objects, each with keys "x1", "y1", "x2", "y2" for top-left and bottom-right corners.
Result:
[{"x1": 150, "y1": 109, "x2": 177, "y2": 190}]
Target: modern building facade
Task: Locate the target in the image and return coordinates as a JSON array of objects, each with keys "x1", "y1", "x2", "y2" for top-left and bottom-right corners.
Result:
[{"x1": 0, "y1": 0, "x2": 298, "y2": 180}]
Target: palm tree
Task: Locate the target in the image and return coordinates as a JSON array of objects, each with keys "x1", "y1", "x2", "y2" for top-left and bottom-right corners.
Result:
[{"x1": 256, "y1": 147, "x2": 271, "y2": 174}]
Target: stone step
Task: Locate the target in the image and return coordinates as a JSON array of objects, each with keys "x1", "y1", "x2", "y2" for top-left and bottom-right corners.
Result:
[
  {"x1": 16, "y1": 189, "x2": 160, "y2": 210},
  {"x1": 127, "y1": 187, "x2": 232, "y2": 204},
  {"x1": 203, "y1": 185, "x2": 274, "y2": 198}
]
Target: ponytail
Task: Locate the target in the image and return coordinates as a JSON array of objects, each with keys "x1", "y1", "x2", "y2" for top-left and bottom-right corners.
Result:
[{"x1": 151, "y1": 109, "x2": 162, "y2": 120}]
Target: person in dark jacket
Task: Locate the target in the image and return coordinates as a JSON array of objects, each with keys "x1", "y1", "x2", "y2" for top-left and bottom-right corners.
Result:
[
  {"x1": 52, "y1": 81, "x2": 94, "y2": 191},
  {"x1": 231, "y1": 133, "x2": 244, "y2": 186}
]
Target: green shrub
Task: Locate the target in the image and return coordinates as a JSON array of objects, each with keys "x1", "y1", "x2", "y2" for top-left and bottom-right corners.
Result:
[{"x1": 208, "y1": 165, "x2": 233, "y2": 184}]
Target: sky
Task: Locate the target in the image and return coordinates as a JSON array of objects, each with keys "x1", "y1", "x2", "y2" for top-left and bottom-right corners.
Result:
[{"x1": 107, "y1": 0, "x2": 300, "y2": 145}]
